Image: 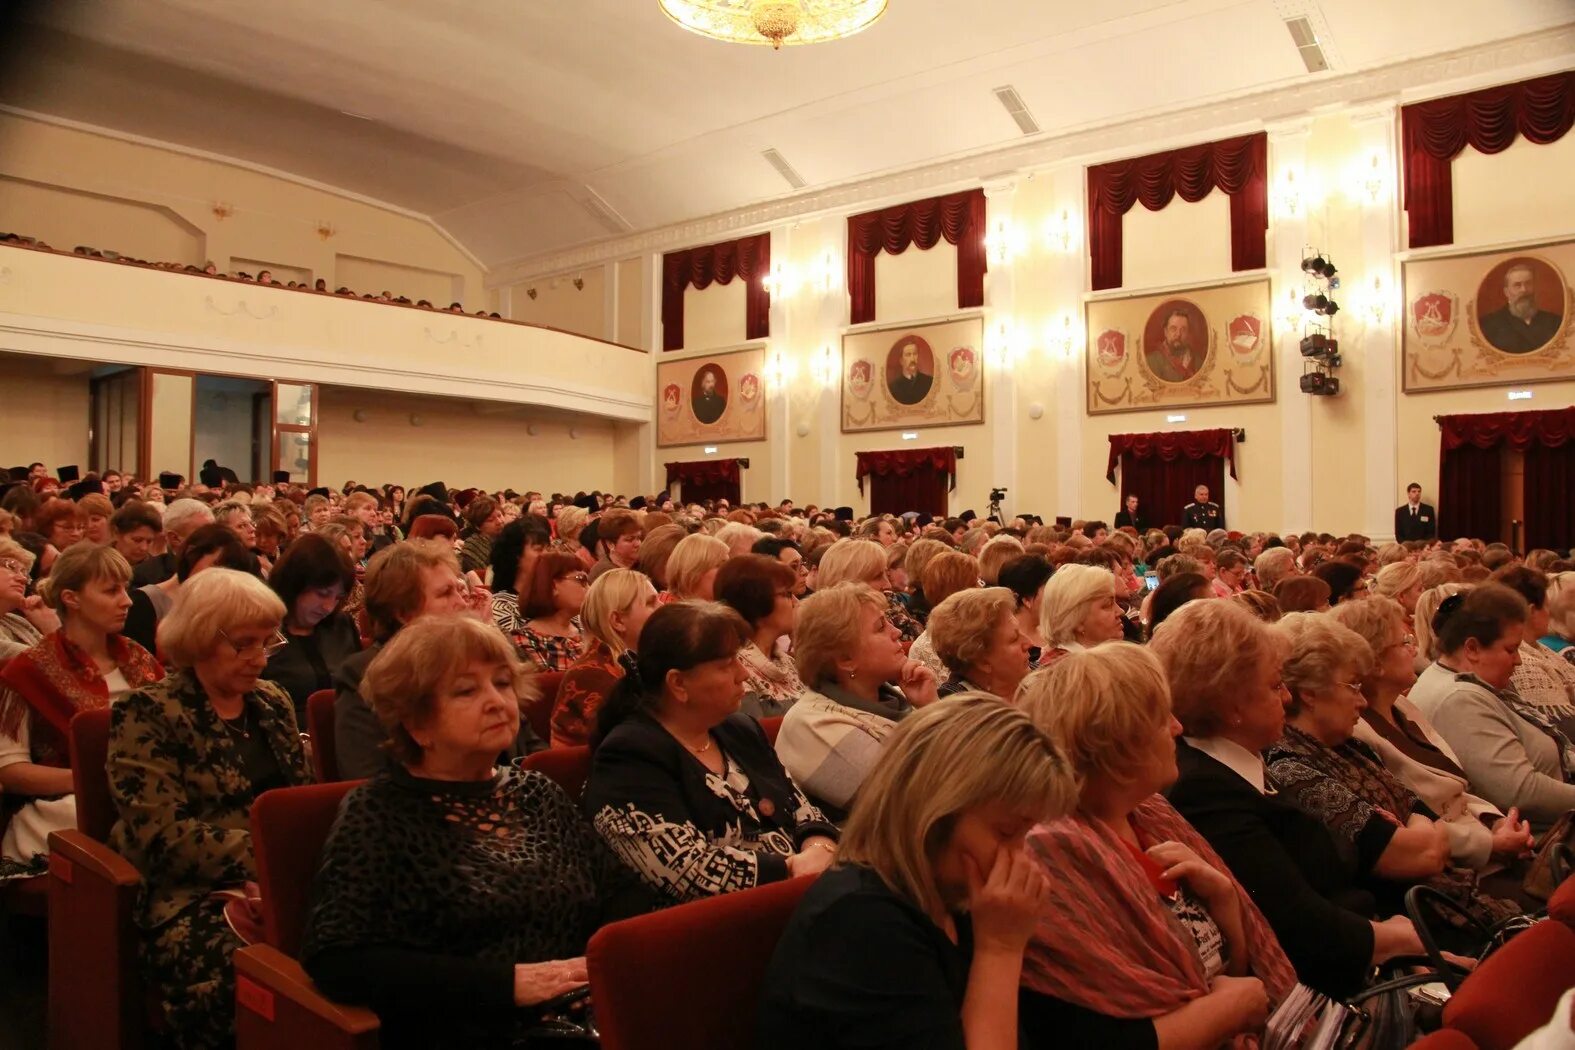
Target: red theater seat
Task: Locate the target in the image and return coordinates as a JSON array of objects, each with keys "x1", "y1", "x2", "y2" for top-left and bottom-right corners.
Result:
[
  {"x1": 1407, "y1": 1031, "x2": 1480, "y2": 1050},
  {"x1": 520, "y1": 745, "x2": 593, "y2": 802},
  {"x1": 1442, "y1": 918, "x2": 1575, "y2": 1050},
  {"x1": 305, "y1": 689, "x2": 340, "y2": 783},
  {"x1": 1548, "y1": 872, "x2": 1575, "y2": 930},
  {"x1": 527, "y1": 670, "x2": 565, "y2": 743},
  {"x1": 588, "y1": 876, "x2": 815, "y2": 1050},
  {"x1": 760, "y1": 715, "x2": 783, "y2": 745}
]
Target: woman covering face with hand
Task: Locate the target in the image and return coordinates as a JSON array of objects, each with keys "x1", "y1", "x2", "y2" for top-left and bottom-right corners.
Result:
[{"x1": 759, "y1": 695, "x2": 1074, "y2": 1050}]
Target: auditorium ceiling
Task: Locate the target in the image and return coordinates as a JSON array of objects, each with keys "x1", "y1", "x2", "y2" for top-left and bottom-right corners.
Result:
[{"x1": 2, "y1": 0, "x2": 1570, "y2": 268}]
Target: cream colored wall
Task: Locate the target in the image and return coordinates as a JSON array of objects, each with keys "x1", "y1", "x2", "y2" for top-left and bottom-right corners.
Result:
[
  {"x1": 873, "y1": 243, "x2": 959, "y2": 322},
  {"x1": 316, "y1": 386, "x2": 619, "y2": 494},
  {"x1": 0, "y1": 356, "x2": 90, "y2": 471},
  {"x1": 681, "y1": 279, "x2": 748, "y2": 351},
  {"x1": 0, "y1": 112, "x2": 486, "y2": 306},
  {"x1": 616, "y1": 258, "x2": 643, "y2": 347},
  {"x1": 507, "y1": 268, "x2": 606, "y2": 339},
  {"x1": 336, "y1": 255, "x2": 462, "y2": 309},
  {"x1": 148, "y1": 372, "x2": 194, "y2": 481}
]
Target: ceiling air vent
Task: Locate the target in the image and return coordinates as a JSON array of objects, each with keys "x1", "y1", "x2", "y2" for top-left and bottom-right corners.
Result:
[
  {"x1": 992, "y1": 85, "x2": 1040, "y2": 136},
  {"x1": 579, "y1": 188, "x2": 632, "y2": 234},
  {"x1": 1285, "y1": 16, "x2": 1329, "y2": 73},
  {"x1": 761, "y1": 148, "x2": 807, "y2": 189}
]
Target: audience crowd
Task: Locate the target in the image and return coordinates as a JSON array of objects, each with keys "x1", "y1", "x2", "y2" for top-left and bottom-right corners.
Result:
[
  {"x1": 2, "y1": 457, "x2": 1574, "y2": 1049},
  {"x1": 0, "y1": 233, "x2": 503, "y2": 318}
]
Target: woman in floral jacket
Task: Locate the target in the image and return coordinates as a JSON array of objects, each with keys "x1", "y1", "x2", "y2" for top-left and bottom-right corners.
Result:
[{"x1": 108, "y1": 568, "x2": 310, "y2": 1050}]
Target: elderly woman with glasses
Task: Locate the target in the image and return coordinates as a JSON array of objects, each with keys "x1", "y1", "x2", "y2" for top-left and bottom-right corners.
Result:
[
  {"x1": 1265, "y1": 613, "x2": 1521, "y2": 931},
  {"x1": 715, "y1": 554, "x2": 805, "y2": 718},
  {"x1": 1330, "y1": 598, "x2": 1533, "y2": 882},
  {"x1": 107, "y1": 568, "x2": 310, "y2": 1049}
]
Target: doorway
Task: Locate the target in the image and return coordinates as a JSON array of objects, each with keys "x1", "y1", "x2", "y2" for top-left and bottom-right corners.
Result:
[{"x1": 193, "y1": 375, "x2": 272, "y2": 484}]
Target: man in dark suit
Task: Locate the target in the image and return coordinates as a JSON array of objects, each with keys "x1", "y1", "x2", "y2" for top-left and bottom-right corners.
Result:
[
  {"x1": 1181, "y1": 484, "x2": 1224, "y2": 531},
  {"x1": 1394, "y1": 482, "x2": 1437, "y2": 541},
  {"x1": 1478, "y1": 263, "x2": 1562, "y2": 354},
  {"x1": 887, "y1": 341, "x2": 933, "y2": 405},
  {"x1": 692, "y1": 368, "x2": 726, "y2": 425},
  {"x1": 1113, "y1": 493, "x2": 1146, "y2": 532}
]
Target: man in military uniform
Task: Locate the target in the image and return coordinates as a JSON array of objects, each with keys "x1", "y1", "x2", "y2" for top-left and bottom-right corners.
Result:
[{"x1": 1181, "y1": 484, "x2": 1224, "y2": 530}]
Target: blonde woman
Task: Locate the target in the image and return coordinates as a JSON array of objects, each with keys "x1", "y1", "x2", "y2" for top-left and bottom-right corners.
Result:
[
  {"x1": 978, "y1": 536, "x2": 1025, "y2": 587},
  {"x1": 1413, "y1": 582, "x2": 1465, "y2": 674},
  {"x1": 775, "y1": 583, "x2": 938, "y2": 817},
  {"x1": 909, "y1": 551, "x2": 983, "y2": 677},
  {"x1": 926, "y1": 587, "x2": 1033, "y2": 700},
  {"x1": 1015, "y1": 645, "x2": 1294, "y2": 1047},
  {"x1": 1373, "y1": 561, "x2": 1424, "y2": 630},
  {"x1": 555, "y1": 505, "x2": 593, "y2": 570},
  {"x1": 759, "y1": 695, "x2": 1073, "y2": 1050},
  {"x1": 818, "y1": 538, "x2": 922, "y2": 643},
  {"x1": 903, "y1": 537, "x2": 952, "y2": 619},
  {"x1": 1039, "y1": 564, "x2": 1125, "y2": 665},
  {"x1": 662, "y1": 533, "x2": 729, "y2": 602},
  {"x1": 1545, "y1": 571, "x2": 1575, "y2": 660},
  {"x1": 552, "y1": 569, "x2": 659, "y2": 747}
]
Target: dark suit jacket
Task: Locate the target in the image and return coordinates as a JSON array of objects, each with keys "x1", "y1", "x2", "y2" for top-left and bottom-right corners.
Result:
[
  {"x1": 130, "y1": 551, "x2": 176, "y2": 588},
  {"x1": 1166, "y1": 739, "x2": 1376, "y2": 999},
  {"x1": 1394, "y1": 502, "x2": 1437, "y2": 541},
  {"x1": 887, "y1": 371, "x2": 933, "y2": 405},
  {"x1": 1181, "y1": 501, "x2": 1223, "y2": 530},
  {"x1": 1479, "y1": 307, "x2": 1561, "y2": 354},
  {"x1": 1113, "y1": 510, "x2": 1146, "y2": 532},
  {"x1": 692, "y1": 392, "x2": 727, "y2": 425}
]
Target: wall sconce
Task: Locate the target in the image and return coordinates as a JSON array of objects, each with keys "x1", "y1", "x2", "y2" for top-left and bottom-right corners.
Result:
[
  {"x1": 1275, "y1": 168, "x2": 1303, "y2": 220},
  {"x1": 812, "y1": 345, "x2": 837, "y2": 388},
  {"x1": 762, "y1": 263, "x2": 798, "y2": 298},
  {"x1": 813, "y1": 251, "x2": 840, "y2": 294},
  {"x1": 991, "y1": 319, "x2": 1025, "y2": 369},
  {"x1": 1276, "y1": 287, "x2": 1304, "y2": 335},
  {"x1": 1048, "y1": 313, "x2": 1081, "y2": 360},
  {"x1": 986, "y1": 220, "x2": 1026, "y2": 266},
  {"x1": 315, "y1": 221, "x2": 336, "y2": 241},
  {"x1": 1044, "y1": 209, "x2": 1080, "y2": 253},
  {"x1": 1347, "y1": 151, "x2": 1390, "y2": 206},
  {"x1": 212, "y1": 202, "x2": 235, "y2": 221},
  {"x1": 526, "y1": 287, "x2": 538, "y2": 300},
  {"x1": 1361, "y1": 273, "x2": 1394, "y2": 325},
  {"x1": 763, "y1": 351, "x2": 793, "y2": 390}
]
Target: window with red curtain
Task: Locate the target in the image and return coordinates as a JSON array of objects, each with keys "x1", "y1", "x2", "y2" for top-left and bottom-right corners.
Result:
[
  {"x1": 661, "y1": 234, "x2": 771, "y2": 352},
  {"x1": 846, "y1": 190, "x2": 986, "y2": 325},
  {"x1": 1437, "y1": 407, "x2": 1575, "y2": 547},
  {"x1": 664, "y1": 459, "x2": 743, "y2": 506},
  {"x1": 1086, "y1": 133, "x2": 1267, "y2": 291},
  {"x1": 1105, "y1": 429, "x2": 1236, "y2": 529},
  {"x1": 1402, "y1": 72, "x2": 1575, "y2": 249},
  {"x1": 855, "y1": 447, "x2": 956, "y2": 519}
]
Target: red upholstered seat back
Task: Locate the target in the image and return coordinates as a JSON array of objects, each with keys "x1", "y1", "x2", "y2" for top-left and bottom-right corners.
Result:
[
  {"x1": 527, "y1": 671, "x2": 565, "y2": 742},
  {"x1": 251, "y1": 780, "x2": 359, "y2": 957},
  {"x1": 587, "y1": 875, "x2": 815, "y2": 1050},
  {"x1": 520, "y1": 745, "x2": 593, "y2": 803},
  {"x1": 305, "y1": 688, "x2": 339, "y2": 783},
  {"x1": 69, "y1": 707, "x2": 116, "y2": 842},
  {"x1": 759, "y1": 716, "x2": 783, "y2": 745},
  {"x1": 1548, "y1": 872, "x2": 1575, "y2": 929},
  {"x1": 1443, "y1": 918, "x2": 1575, "y2": 1050},
  {"x1": 1407, "y1": 1031, "x2": 1481, "y2": 1050}
]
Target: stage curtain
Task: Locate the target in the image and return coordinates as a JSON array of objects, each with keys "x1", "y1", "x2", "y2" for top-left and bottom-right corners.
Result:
[
  {"x1": 1402, "y1": 71, "x2": 1575, "y2": 249},
  {"x1": 847, "y1": 190, "x2": 986, "y2": 325},
  {"x1": 661, "y1": 233, "x2": 771, "y2": 352},
  {"x1": 855, "y1": 447, "x2": 956, "y2": 518},
  {"x1": 1086, "y1": 132, "x2": 1267, "y2": 291},
  {"x1": 1525, "y1": 442, "x2": 1575, "y2": 553},
  {"x1": 1437, "y1": 407, "x2": 1575, "y2": 548},
  {"x1": 1438, "y1": 444, "x2": 1503, "y2": 544},
  {"x1": 1106, "y1": 429, "x2": 1233, "y2": 530},
  {"x1": 664, "y1": 458, "x2": 743, "y2": 506},
  {"x1": 1105, "y1": 429, "x2": 1237, "y2": 483}
]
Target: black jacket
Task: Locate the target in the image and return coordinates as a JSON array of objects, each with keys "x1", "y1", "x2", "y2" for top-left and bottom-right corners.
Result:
[
  {"x1": 1181, "y1": 501, "x2": 1224, "y2": 530},
  {"x1": 1114, "y1": 509, "x2": 1146, "y2": 532},
  {"x1": 1394, "y1": 502, "x2": 1437, "y2": 541},
  {"x1": 1166, "y1": 739, "x2": 1376, "y2": 999}
]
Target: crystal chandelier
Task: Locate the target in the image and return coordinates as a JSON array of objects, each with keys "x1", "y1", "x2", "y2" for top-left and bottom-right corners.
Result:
[{"x1": 659, "y1": 0, "x2": 887, "y2": 50}]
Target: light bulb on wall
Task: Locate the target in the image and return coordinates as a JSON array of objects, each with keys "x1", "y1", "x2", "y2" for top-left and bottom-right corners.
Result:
[
  {"x1": 1044, "y1": 209, "x2": 1080, "y2": 253},
  {"x1": 1276, "y1": 287, "x2": 1304, "y2": 335},
  {"x1": 813, "y1": 345, "x2": 837, "y2": 388},
  {"x1": 1047, "y1": 313, "x2": 1082, "y2": 360},
  {"x1": 761, "y1": 263, "x2": 797, "y2": 298},
  {"x1": 1362, "y1": 273, "x2": 1395, "y2": 326},
  {"x1": 985, "y1": 220, "x2": 1027, "y2": 266},
  {"x1": 1346, "y1": 151, "x2": 1390, "y2": 206},
  {"x1": 815, "y1": 250, "x2": 840, "y2": 294}
]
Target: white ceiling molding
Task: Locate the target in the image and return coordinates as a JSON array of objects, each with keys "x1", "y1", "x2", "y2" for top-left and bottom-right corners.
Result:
[
  {"x1": 0, "y1": 103, "x2": 490, "y2": 276},
  {"x1": 486, "y1": 25, "x2": 1575, "y2": 288}
]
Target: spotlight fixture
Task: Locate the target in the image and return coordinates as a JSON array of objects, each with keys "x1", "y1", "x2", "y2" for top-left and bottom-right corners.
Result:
[
  {"x1": 1299, "y1": 332, "x2": 1340, "y2": 359},
  {"x1": 1301, "y1": 293, "x2": 1340, "y2": 317},
  {"x1": 1301, "y1": 255, "x2": 1339, "y2": 280},
  {"x1": 1299, "y1": 372, "x2": 1341, "y2": 396}
]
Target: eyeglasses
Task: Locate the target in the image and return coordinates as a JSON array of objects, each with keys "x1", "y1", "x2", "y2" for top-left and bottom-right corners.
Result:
[
  {"x1": 0, "y1": 559, "x2": 28, "y2": 577},
  {"x1": 558, "y1": 573, "x2": 590, "y2": 585},
  {"x1": 1334, "y1": 680, "x2": 1365, "y2": 695},
  {"x1": 219, "y1": 629, "x2": 289, "y2": 658},
  {"x1": 1388, "y1": 635, "x2": 1417, "y2": 652}
]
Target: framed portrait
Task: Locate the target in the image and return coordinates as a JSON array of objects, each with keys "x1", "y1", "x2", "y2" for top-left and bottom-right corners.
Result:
[
  {"x1": 657, "y1": 345, "x2": 767, "y2": 448},
  {"x1": 841, "y1": 315, "x2": 984, "y2": 433},
  {"x1": 1402, "y1": 239, "x2": 1574, "y2": 392},
  {"x1": 1085, "y1": 278, "x2": 1274, "y2": 415}
]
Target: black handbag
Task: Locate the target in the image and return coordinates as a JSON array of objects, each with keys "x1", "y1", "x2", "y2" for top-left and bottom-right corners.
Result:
[{"x1": 1404, "y1": 884, "x2": 1538, "y2": 991}]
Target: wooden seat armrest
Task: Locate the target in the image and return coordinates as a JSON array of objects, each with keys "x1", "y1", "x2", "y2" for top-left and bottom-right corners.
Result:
[
  {"x1": 48, "y1": 829, "x2": 142, "y2": 887},
  {"x1": 234, "y1": 944, "x2": 381, "y2": 1048}
]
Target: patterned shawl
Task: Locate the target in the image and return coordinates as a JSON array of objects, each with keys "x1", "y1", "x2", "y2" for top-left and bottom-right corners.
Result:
[
  {"x1": 0, "y1": 630, "x2": 164, "y2": 766},
  {"x1": 1022, "y1": 794, "x2": 1297, "y2": 1043}
]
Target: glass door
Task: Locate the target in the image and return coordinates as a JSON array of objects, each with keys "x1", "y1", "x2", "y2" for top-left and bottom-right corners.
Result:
[{"x1": 271, "y1": 381, "x2": 317, "y2": 486}]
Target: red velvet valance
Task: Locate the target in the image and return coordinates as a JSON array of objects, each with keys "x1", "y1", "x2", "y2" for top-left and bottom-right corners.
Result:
[
  {"x1": 1436, "y1": 407, "x2": 1575, "y2": 452},
  {"x1": 661, "y1": 233, "x2": 771, "y2": 352},
  {"x1": 847, "y1": 190, "x2": 987, "y2": 325},
  {"x1": 665, "y1": 458, "x2": 743, "y2": 487},
  {"x1": 1105, "y1": 428, "x2": 1237, "y2": 483},
  {"x1": 854, "y1": 446, "x2": 958, "y2": 494},
  {"x1": 1402, "y1": 72, "x2": 1575, "y2": 249},
  {"x1": 1086, "y1": 133, "x2": 1267, "y2": 291}
]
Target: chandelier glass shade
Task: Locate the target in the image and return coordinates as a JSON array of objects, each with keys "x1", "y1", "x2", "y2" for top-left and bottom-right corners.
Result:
[{"x1": 658, "y1": 0, "x2": 888, "y2": 50}]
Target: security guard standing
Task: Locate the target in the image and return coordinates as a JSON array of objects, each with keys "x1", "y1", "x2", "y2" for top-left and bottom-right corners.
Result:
[{"x1": 1181, "y1": 484, "x2": 1224, "y2": 530}]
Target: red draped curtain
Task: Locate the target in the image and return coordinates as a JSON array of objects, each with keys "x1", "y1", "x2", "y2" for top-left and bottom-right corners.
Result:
[
  {"x1": 847, "y1": 190, "x2": 987, "y2": 325},
  {"x1": 665, "y1": 458, "x2": 743, "y2": 506},
  {"x1": 1402, "y1": 72, "x2": 1575, "y2": 249},
  {"x1": 1106, "y1": 429, "x2": 1235, "y2": 529},
  {"x1": 1438, "y1": 408, "x2": 1575, "y2": 548},
  {"x1": 1086, "y1": 133, "x2": 1267, "y2": 292},
  {"x1": 855, "y1": 447, "x2": 957, "y2": 519},
  {"x1": 661, "y1": 233, "x2": 771, "y2": 352}
]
